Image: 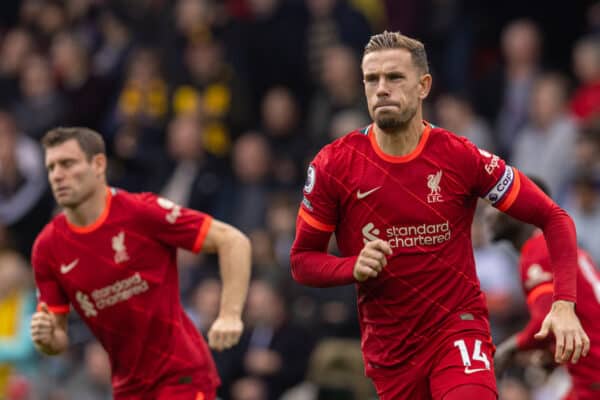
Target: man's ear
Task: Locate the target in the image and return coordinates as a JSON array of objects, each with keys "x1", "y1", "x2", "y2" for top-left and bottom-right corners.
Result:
[
  {"x1": 419, "y1": 73, "x2": 432, "y2": 100},
  {"x1": 92, "y1": 153, "x2": 107, "y2": 178}
]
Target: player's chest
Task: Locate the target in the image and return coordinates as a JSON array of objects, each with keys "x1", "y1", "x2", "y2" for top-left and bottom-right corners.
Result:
[
  {"x1": 339, "y1": 161, "x2": 470, "y2": 224},
  {"x1": 52, "y1": 225, "x2": 167, "y2": 292}
]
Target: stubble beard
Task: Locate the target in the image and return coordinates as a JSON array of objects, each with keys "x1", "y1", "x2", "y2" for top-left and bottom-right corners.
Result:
[{"x1": 375, "y1": 105, "x2": 417, "y2": 134}]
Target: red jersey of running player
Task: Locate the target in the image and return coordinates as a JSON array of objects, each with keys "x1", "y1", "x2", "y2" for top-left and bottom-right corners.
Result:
[
  {"x1": 298, "y1": 121, "x2": 521, "y2": 371},
  {"x1": 32, "y1": 188, "x2": 219, "y2": 399},
  {"x1": 517, "y1": 233, "x2": 600, "y2": 400}
]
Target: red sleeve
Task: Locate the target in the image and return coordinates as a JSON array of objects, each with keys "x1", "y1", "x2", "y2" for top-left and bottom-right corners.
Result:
[
  {"x1": 31, "y1": 230, "x2": 70, "y2": 314},
  {"x1": 290, "y1": 148, "x2": 356, "y2": 287},
  {"x1": 290, "y1": 216, "x2": 357, "y2": 287},
  {"x1": 135, "y1": 193, "x2": 213, "y2": 253},
  {"x1": 501, "y1": 172, "x2": 578, "y2": 302}
]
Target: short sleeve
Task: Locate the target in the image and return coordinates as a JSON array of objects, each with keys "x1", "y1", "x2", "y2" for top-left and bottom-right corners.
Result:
[
  {"x1": 459, "y1": 138, "x2": 521, "y2": 211},
  {"x1": 299, "y1": 148, "x2": 340, "y2": 232},
  {"x1": 31, "y1": 233, "x2": 70, "y2": 313},
  {"x1": 135, "y1": 193, "x2": 213, "y2": 253}
]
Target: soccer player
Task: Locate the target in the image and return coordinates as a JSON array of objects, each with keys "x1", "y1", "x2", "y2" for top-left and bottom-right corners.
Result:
[
  {"x1": 29, "y1": 127, "x2": 251, "y2": 400},
  {"x1": 290, "y1": 31, "x2": 589, "y2": 400},
  {"x1": 491, "y1": 178, "x2": 600, "y2": 400}
]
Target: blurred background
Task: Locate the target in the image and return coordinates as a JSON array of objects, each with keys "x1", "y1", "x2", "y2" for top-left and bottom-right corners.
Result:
[{"x1": 1, "y1": 0, "x2": 599, "y2": 399}]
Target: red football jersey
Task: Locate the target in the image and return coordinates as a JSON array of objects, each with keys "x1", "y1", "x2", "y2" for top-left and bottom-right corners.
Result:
[
  {"x1": 32, "y1": 188, "x2": 220, "y2": 395},
  {"x1": 518, "y1": 233, "x2": 600, "y2": 385},
  {"x1": 299, "y1": 122, "x2": 520, "y2": 369}
]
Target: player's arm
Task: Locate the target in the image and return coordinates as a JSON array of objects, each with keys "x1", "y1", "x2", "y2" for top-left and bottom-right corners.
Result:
[
  {"x1": 494, "y1": 289, "x2": 554, "y2": 374},
  {"x1": 290, "y1": 151, "x2": 392, "y2": 287},
  {"x1": 290, "y1": 216, "x2": 391, "y2": 287},
  {"x1": 30, "y1": 303, "x2": 69, "y2": 356},
  {"x1": 200, "y1": 219, "x2": 251, "y2": 351},
  {"x1": 30, "y1": 234, "x2": 71, "y2": 356},
  {"x1": 493, "y1": 172, "x2": 589, "y2": 363}
]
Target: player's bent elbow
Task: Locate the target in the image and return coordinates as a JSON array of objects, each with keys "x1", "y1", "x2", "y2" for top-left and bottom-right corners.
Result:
[{"x1": 289, "y1": 252, "x2": 316, "y2": 287}]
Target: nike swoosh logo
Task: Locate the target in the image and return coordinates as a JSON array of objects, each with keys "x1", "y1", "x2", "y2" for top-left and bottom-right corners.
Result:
[
  {"x1": 464, "y1": 367, "x2": 488, "y2": 375},
  {"x1": 356, "y1": 186, "x2": 381, "y2": 200},
  {"x1": 60, "y1": 259, "x2": 79, "y2": 274}
]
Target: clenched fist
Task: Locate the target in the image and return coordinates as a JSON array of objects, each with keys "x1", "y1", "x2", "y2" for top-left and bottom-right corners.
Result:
[
  {"x1": 208, "y1": 315, "x2": 244, "y2": 351},
  {"x1": 353, "y1": 239, "x2": 392, "y2": 282},
  {"x1": 30, "y1": 303, "x2": 57, "y2": 350}
]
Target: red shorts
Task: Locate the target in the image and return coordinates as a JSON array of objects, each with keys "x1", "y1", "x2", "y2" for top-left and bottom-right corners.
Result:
[
  {"x1": 370, "y1": 330, "x2": 497, "y2": 400},
  {"x1": 114, "y1": 385, "x2": 217, "y2": 400}
]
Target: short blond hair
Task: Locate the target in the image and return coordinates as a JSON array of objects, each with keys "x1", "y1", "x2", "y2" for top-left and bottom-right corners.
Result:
[{"x1": 363, "y1": 31, "x2": 429, "y2": 74}]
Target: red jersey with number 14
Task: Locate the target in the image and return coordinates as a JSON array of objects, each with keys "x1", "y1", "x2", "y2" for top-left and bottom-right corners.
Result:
[
  {"x1": 32, "y1": 188, "x2": 220, "y2": 396},
  {"x1": 299, "y1": 122, "x2": 521, "y2": 371}
]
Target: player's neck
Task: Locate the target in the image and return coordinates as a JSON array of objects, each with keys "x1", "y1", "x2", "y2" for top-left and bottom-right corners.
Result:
[
  {"x1": 373, "y1": 116, "x2": 424, "y2": 157},
  {"x1": 64, "y1": 185, "x2": 109, "y2": 228}
]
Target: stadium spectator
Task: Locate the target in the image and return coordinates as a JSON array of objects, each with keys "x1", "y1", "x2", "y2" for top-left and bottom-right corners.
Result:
[
  {"x1": 0, "y1": 110, "x2": 52, "y2": 256},
  {"x1": 474, "y1": 19, "x2": 542, "y2": 158},
  {"x1": 307, "y1": 45, "x2": 369, "y2": 147},
  {"x1": 12, "y1": 54, "x2": 66, "y2": 140},
  {"x1": 434, "y1": 91, "x2": 496, "y2": 151},
  {"x1": 0, "y1": 29, "x2": 34, "y2": 108},
  {"x1": 570, "y1": 35, "x2": 600, "y2": 122},
  {"x1": 564, "y1": 172, "x2": 600, "y2": 264},
  {"x1": 510, "y1": 73, "x2": 578, "y2": 199},
  {"x1": 0, "y1": 250, "x2": 37, "y2": 399},
  {"x1": 261, "y1": 87, "x2": 305, "y2": 188}
]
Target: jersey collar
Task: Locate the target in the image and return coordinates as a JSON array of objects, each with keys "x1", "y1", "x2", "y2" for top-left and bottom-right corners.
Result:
[
  {"x1": 368, "y1": 120, "x2": 432, "y2": 163},
  {"x1": 66, "y1": 187, "x2": 113, "y2": 234}
]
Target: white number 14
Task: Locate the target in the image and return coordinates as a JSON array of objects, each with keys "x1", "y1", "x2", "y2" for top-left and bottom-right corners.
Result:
[{"x1": 453, "y1": 339, "x2": 490, "y2": 369}]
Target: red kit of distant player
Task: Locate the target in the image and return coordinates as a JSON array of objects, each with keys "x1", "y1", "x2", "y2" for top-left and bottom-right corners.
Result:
[
  {"x1": 33, "y1": 188, "x2": 219, "y2": 399},
  {"x1": 517, "y1": 233, "x2": 600, "y2": 399}
]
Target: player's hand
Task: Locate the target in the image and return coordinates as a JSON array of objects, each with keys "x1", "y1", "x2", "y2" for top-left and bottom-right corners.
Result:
[
  {"x1": 535, "y1": 300, "x2": 590, "y2": 364},
  {"x1": 208, "y1": 315, "x2": 244, "y2": 351},
  {"x1": 30, "y1": 303, "x2": 57, "y2": 348},
  {"x1": 353, "y1": 239, "x2": 392, "y2": 282},
  {"x1": 493, "y1": 335, "x2": 518, "y2": 376}
]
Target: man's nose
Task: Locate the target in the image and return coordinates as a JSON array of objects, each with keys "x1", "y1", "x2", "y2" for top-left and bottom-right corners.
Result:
[{"x1": 376, "y1": 78, "x2": 390, "y2": 96}]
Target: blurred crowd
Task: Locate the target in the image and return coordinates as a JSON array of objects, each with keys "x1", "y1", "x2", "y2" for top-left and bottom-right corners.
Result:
[{"x1": 1, "y1": 0, "x2": 600, "y2": 399}]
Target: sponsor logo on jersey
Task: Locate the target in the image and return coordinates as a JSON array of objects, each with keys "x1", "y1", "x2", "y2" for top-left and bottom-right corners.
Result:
[
  {"x1": 356, "y1": 186, "x2": 381, "y2": 200},
  {"x1": 76, "y1": 291, "x2": 97, "y2": 317},
  {"x1": 525, "y1": 263, "x2": 553, "y2": 289},
  {"x1": 112, "y1": 231, "x2": 129, "y2": 263},
  {"x1": 60, "y1": 259, "x2": 79, "y2": 274},
  {"x1": 362, "y1": 221, "x2": 451, "y2": 249},
  {"x1": 427, "y1": 170, "x2": 444, "y2": 203},
  {"x1": 478, "y1": 148, "x2": 500, "y2": 175},
  {"x1": 304, "y1": 165, "x2": 316, "y2": 194},
  {"x1": 484, "y1": 166, "x2": 514, "y2": 205},
  {"x1": 157, "y1": 197, "x2": 181, "y2": 224},
  {"x1": 464, "y1": 367, "x2": 488, "y2": 375},
  {"x1": 362, "y1": 222, "x2": 381, "y2": 244},
  {"x1": 75, "y1": 273, "x2": 150, "y2": 318}
]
